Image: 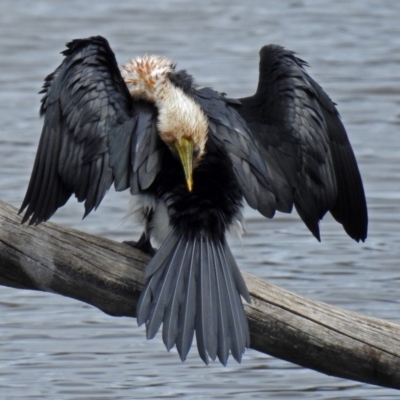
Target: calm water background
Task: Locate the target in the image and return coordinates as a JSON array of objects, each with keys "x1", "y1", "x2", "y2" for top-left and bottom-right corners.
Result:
[{"x1": 1, "y1": 0, "x2": 400, "y2": 398}]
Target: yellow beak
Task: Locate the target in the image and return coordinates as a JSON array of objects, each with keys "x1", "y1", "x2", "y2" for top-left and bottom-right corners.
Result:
[{"x1": 174, "y1": 138, "x2": 194, "y2": 192}]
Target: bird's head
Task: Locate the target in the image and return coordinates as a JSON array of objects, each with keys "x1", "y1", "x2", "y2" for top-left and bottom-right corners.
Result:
[{"x1": 122, "y1": 55, "x2": 208, "y2": 192}]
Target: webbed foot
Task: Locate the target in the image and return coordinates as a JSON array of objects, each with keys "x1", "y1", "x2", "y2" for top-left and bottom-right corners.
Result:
[{"x1": 123, "y1": 232, "x2": 155, "y2": 256}]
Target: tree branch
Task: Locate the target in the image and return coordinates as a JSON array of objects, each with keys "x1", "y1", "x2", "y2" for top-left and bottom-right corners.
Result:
[{"x1": 1, "y1": 198, "x2": 399, "y2": 389}]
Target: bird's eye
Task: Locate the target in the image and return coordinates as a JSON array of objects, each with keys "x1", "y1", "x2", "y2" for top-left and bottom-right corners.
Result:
[{"x1": 193, "y1": 146, "x2": 200, "y2": 157}]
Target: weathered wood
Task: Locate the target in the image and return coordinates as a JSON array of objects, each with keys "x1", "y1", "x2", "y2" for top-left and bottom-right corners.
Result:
[{"x1": 0, "y1": 198, "x2": 399, "y2": 389}]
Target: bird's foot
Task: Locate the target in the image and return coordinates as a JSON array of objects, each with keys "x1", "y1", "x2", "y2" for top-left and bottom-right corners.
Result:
[{"x1": 123, "y1": 232, "x2": 156, "y2": 256}]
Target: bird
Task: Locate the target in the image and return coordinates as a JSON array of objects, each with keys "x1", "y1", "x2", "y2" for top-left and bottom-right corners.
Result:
[{"x1": 19, "y1": 35, "x2": 368, "y2": 365}]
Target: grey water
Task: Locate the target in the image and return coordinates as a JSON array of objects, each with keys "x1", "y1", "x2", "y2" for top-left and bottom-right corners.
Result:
[{"x1": 0, "y1": 0, "x2": 400, "y2": 398}]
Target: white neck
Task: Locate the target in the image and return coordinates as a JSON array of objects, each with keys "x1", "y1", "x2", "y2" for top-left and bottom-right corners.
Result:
[{"x1": 121, "y1": 56, "x2": 208, "y2": 152}]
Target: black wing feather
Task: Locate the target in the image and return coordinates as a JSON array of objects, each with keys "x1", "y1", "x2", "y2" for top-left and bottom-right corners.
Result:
[
  {"x1": 130, "y1": 103, "x2": 163, "y2": 194},
  {"x1": 233, "y1": 45, "x2": 368, "y2": 241},
  {"x1": 193, "y1": 87, "x2": 278, "y2": 219},
  {"x1": 20, "y1": 36, "x2": 160, "y2": 224},
  {"x1": 307, "y1": 76, "x2": 368, "y2": 241}
]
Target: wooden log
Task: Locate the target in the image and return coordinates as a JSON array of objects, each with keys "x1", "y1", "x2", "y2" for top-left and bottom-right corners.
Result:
[{"x1": 0, "y1": 198, "x2": 399, "y2": 389}]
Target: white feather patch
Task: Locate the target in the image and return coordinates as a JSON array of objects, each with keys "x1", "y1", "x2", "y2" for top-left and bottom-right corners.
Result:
[
  {"x1": 228, "y1": 208, "x2": 246, "y2": 240},
  {"x1": 128, "y1": 194, "x2": 172, "y2": 247}
]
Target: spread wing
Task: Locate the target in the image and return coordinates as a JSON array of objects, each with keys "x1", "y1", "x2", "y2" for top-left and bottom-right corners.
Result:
[
  {"x1": 231, "y1": 45, "x2": 367, "y2": 241},
  {"x1": 20, "y1": 36, "x2": 161, "y2": 225}
]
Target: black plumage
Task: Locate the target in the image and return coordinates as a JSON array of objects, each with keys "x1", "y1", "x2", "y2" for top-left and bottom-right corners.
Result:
[
  {"x1": 232, "y1": 45, "x2": 367, "y2": 240},
  {"x1": 20, "y1": 36, "x2": 368, "y2": 365}
]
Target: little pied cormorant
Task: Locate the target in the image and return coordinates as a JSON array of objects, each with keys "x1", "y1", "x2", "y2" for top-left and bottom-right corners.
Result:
[{"x1": 19, "y1": 36, "x2": 368, "y2": 365}]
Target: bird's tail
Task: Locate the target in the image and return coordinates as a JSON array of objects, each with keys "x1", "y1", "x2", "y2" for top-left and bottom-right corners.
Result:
[{"x1": 137, "y1": 230, "x2": 251, "y2": 365}]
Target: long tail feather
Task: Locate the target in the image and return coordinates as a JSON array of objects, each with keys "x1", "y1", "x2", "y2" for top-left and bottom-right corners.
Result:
[
  {"x1": 217, "y1": 245, "x2": 249, "y2": 362},
  {"x1": 162, "y1": 241, "x2": 190, "y2": 350},
  {"x1": 212, "y1": 243, "x2": 230, "y2": 364},
  {"x1": 176, "y1": 245, "x2": 197, "y2": 360},
  {"x1": 196, "y1": 237, "x2": 217, "y2": 364},
  {"x1": 146, "y1": 236, "x2": 185, "y2": 339},
  {"x1": 137, "y1": 231, "x2": 250, "y2": 364}
]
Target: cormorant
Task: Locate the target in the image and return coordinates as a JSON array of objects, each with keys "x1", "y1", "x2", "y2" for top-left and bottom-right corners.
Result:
[{"x1": 19, "y1": 36, "x2": 368, "y2": 365}]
